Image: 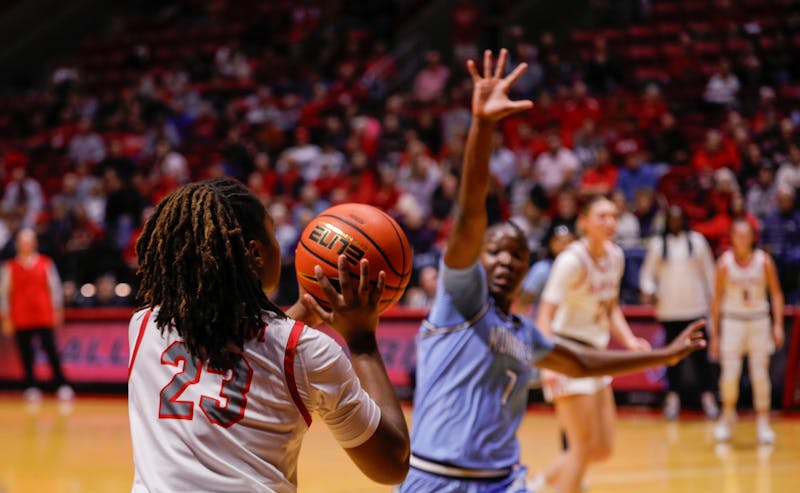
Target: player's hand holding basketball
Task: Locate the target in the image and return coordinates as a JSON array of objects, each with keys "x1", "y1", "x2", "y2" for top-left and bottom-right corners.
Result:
[
  {"x1": 665, "y1": 320, "x2": 707, "y2": 366},
  {"x1": 303, "y1": 255, "x2": 386, "y2": 351},
  {"x1": 467, "y1": 48, "x2": 533, "y2": 122}
]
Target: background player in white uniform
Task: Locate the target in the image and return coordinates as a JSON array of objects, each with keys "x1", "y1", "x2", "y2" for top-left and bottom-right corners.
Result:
[
  {"x1": 128, "y1": 178, "x2": 409, "y2": 492},
  {"x1": 533, "y1": 195, "x2": 653, "y2": 493},
  {"x1": 710, "y1": 218, "x2": 784, "y2": 444}
]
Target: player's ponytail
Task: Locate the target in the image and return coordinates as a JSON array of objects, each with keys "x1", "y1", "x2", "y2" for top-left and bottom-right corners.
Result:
[{"x1": 136, "y1": 178, "x2": 285, "y2": 369}]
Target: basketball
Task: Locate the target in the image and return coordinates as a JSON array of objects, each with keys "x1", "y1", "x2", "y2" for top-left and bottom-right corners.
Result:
[{"x1": 295, "y1": 203, "x2": 413, "y2": 313}]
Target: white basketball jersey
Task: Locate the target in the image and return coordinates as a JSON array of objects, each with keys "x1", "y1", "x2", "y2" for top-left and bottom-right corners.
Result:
[
  {"x1": 720, "y1": 249, "x2": 770, "y2": 318},
  {"x1": 541, "y1": 240, "x2": 624, "y2": 348},
  {"x1": 128, "y1": 308, "x2": 380, "y2": 493}
]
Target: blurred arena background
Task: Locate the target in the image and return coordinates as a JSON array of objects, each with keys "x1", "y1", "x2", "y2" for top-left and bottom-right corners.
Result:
[{"x1": 0, "y1": 0, "x2": 799, "y2": 491}]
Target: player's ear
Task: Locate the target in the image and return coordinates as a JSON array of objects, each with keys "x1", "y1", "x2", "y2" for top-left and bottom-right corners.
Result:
[{"x1": 248, "y1": 239, "x2": 265, "y2": 269}]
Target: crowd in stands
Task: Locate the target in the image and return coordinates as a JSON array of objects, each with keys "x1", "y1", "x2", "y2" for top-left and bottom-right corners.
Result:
[{"x1": 0, "y1": 0, "x2": 799, "y2": 307}]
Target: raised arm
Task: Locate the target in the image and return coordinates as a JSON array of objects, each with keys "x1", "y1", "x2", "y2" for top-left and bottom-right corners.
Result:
[
  {"x1": 764, "y1": 253, "x2": 785, "y2": 349},
  {"x1": 444, "y1": 49, "x2": 532, "y2": 269}
]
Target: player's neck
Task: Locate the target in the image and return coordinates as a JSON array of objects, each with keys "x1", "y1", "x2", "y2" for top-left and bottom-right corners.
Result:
[
  {"x1": 733, "y1": 249, "x2": 753, "y2": 263},
  {"x1": 584, "y1": 238, "x2": 606, "y2": 259}
]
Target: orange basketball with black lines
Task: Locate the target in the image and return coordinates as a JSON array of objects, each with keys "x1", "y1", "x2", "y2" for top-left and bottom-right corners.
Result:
[{"x1": 295, "y1": 203, "x2": 413, "y2": 313}]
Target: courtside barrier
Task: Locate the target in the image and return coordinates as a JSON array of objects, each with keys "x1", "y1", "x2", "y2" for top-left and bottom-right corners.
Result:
[{"x1": 0, "y1": 306, "x2": 797, "y2": 408}]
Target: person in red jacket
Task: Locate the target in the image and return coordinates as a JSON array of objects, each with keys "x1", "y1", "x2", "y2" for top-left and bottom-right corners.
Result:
[{"x1": 0, "y1": 229, "x2": 73, "y2": 401}]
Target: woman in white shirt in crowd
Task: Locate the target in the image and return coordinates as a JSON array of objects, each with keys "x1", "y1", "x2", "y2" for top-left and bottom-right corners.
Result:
[{"x1": 640, "y1": 206, "x2": 718, "y2": 420}]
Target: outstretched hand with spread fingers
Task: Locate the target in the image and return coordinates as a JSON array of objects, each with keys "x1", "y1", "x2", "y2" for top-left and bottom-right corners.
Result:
[
  {"x1": 665, "y1": 319, "x2": 708, "y2": 366},
  {"x1": 467, "y1": 48, "x2": 534, "y2": 122}
]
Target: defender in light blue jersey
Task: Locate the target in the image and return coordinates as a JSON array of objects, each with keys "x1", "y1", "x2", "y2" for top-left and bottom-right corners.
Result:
[{"x1": 399, "y1": 49, "x2": 708, "y2": 493}]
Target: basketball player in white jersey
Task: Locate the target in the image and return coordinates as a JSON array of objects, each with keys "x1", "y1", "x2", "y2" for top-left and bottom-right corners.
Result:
[
  {"x1": 531, "y1": 195, "x2": 653, "y2": 493},
  {"x1": 128, "y1": 178, "x2": 409, "y2": 492},
  {"x1": 710, "y1": 218, "x2": 784, "y2": 444}
]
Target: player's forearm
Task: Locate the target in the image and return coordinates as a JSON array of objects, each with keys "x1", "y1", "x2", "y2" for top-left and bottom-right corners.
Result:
[
  {"x1": 709, "y1": 304, "x2": 721, "y2": 340},
  {"x1": 609, "y1": 308, "x2": 637, "y2": 349},
  {"x1": 444, "y1": 118, "x2": 493, "y2": 267},
  {"x1": 348, "y1": 335, "x2": 410, "y2": 463},
  {"x1": 771, "y1": 292, "x2": 784, "y2": 327},
  {"x1": 563, "y1": 342, "x2": 676, "y2": 377},
  {"x1": 459, "y1": 118, "x2": 494, "y2": 215}
]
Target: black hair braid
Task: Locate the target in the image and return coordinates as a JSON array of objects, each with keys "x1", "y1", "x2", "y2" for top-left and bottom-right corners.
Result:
[{"x1": 136, "y1": 178, "x2": 284, "y2": 370}]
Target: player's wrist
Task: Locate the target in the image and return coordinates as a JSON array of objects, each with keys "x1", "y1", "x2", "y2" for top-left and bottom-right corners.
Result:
[{"x1": 345, "y1": 331, "x2": 379, "y2": 355}]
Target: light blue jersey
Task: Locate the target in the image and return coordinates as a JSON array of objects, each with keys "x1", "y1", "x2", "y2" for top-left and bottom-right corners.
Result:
[{"x1": 399, "y1": 260, "x2": 553, "y2": 492}]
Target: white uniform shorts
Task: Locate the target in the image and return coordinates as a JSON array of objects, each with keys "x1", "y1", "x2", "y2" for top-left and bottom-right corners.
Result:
[
  {"x1": 543, "y1": 373, "x2": 613, "y2": 402},
  {"x1": 720, "y1": 315, "x2": 774, "y2": 359}
]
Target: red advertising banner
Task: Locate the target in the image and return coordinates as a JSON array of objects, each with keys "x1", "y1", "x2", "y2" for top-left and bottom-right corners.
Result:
[{"x1": 0, "y1": 310, "x2": 666, "y2": 392}]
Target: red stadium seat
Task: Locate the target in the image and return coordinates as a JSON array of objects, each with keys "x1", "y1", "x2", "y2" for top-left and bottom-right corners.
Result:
[{"x1": 657, "y1": 23, "x2": 684, "y2": 40}]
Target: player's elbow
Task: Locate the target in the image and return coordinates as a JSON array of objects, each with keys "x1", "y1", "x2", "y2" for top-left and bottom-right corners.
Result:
[
  {"x1": 366, "y1": 443, "x2": 410, "y2": 484},
  {"x1": 351, "y1": 424, "x2": 410, "y2": 484}
]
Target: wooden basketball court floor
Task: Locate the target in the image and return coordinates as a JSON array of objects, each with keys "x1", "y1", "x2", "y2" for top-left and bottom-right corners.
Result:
[{"x1": 0, "y1": 397, "x2": 797, "y2": 493}]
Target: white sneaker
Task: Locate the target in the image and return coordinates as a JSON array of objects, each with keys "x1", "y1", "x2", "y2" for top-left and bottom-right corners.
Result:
[
  {"x1": 56, "y1": 384, "x2": 75, "y2": 401},
  {"x1": 701, "y1": 392, "x2": 720, "y2": 420},
  {"x1": 757, "y1": 421, "x2": 776, "y2": 445},
  {"x1": 23, "y1": 387, "x2": 43, "y2": 402},
  {"x1": 714, "y1": 419, "x2": 732, "y2": 442},
  {"x1": 663, "y1": 392, "x2": 680, "y2": 420}
]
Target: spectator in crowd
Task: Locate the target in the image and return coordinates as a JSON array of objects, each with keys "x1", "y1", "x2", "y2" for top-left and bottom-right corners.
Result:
[
  {"x1": 516, "y1": 224, "x2": 575, "y2": 316},
  {"x1": 0, "y1": 229, "x2": 74, "y2": 401},
  {"x1": 649, "y1": 112, "x2": 689, "y2": 165},
  {"x1": 760, "y1": 187, "x2": 800, "y2": 300},
  {"x1": 534, "y1": 131, "x2": 580, "y2": 194},
  {"x1": 2, "y1": 165, "x2": 44, "y2": 230},
  {"x1": 153, "y1": 138, "x2": 190, "y2": 185},
  {"x1": 68, "y1": 118, "x2": 106, "y2": 165},
  {"x1": 547, "y1": 190, "x2": 579, "y2": 239},
  {"x1": 616, "y1": 152, "x2": 659, "y2": 204},
  {"x1": 611, "y1": 190, "x2": 641, "y2": 249},
  {"x1": 692, "y1": 130, "x2": 741, "y2": 173},
  {"x1": 510, "y1": 186, "x2": 551, "y2": 258},
  {"x1": 403, "y1": 265, "x2": 439, "y2": 309},
  {"x1": 704, "y1": 58, "x2": 740, "y2": 111},
  {"x1": 633, "y1": 188, "x2": 663, "y2": 240},
  {"x1": 278, "y1": 127, "x2": 322, "y2": 181},
  {"x1": 580, "y1": 146, "x2": 618, "y2": 195},
  {"x1": 746, "y1": 164, "x2": 779, "y2": 223},
  {"x1": 489, "y1": 130, "x2": 517, "y2": 189},
  {"x1": 413, "y1": 51, "x2": 450, "y2": 103},
  {"x1": 397, "y1": 141, "x2": 442, "y2": 218},
  {"x1": 696, "y1": 191, "x2": 760, "y2": 255},
  {"x1": 640, "y1": 206, "x2": 718, "y2": 420},
  {"x1": 776, "y1": 143, "x2": 800, "y2": 191},
  {"x1": 584, "y1": 37, "x2": 621, "y2": 94}
]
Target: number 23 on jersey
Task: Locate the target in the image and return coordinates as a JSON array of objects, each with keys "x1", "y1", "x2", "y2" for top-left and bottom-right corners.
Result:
[{"x1": 159, "y1": 341, "x2": 253, "y2": 428}]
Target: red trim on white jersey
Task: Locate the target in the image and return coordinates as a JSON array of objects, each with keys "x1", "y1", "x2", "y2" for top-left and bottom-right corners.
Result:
[
  {"x1": 128, "y1": 308, "x2": 152, "y2": 380},
  {"x1": 284, "y1": 321, "x2": 312, "y2": 427}
]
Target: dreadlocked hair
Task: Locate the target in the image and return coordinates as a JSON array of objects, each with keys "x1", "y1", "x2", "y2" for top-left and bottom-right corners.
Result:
[{"x1": 136, "y1": 177, "x2": 285, "y2": 370}]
